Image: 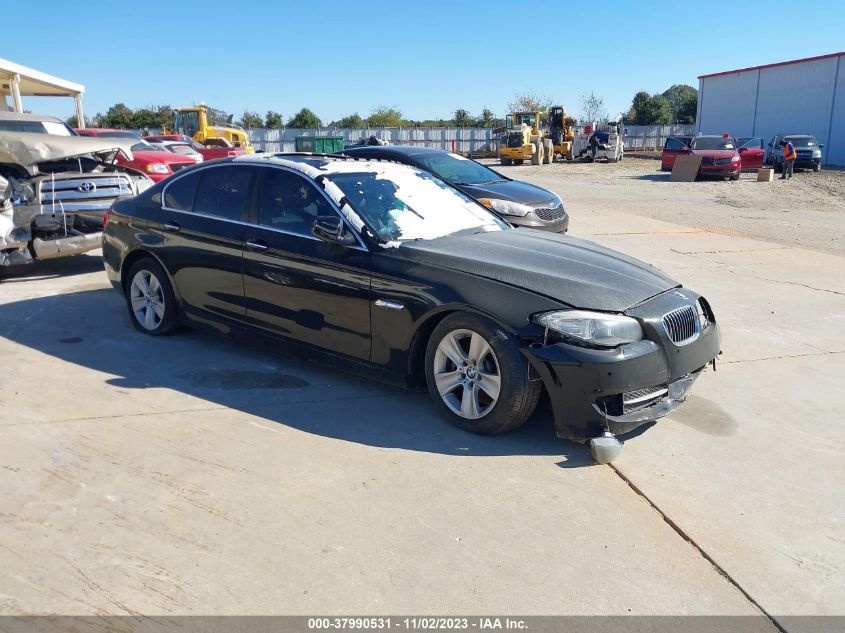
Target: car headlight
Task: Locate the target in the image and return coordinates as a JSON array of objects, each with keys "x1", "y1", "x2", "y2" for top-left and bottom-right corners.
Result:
[
  {"x1": 812, "y1": 150, "x2": 821, "y2": 157},
  {"x1": 536, "y1": 310, "x2": 644, "y2": 348},
  {"x1": 730, "y1": 155, "x2": 740, "y2": 162},
  {"x1": 478, "y1": 198, "x2": 532, "y2": 217},
  {"x1": 145, "y1": 163, "x2": 171, "y2": 174}
]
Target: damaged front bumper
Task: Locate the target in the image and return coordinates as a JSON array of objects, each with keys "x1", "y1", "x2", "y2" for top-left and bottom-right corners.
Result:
[{"x1": 523, "y1": 291, "x2": 721, "y2": 440}]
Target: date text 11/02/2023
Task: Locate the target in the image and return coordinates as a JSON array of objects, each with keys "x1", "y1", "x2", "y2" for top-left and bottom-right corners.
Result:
[{"x1": 307, "y1": 617, "x2": 528, "y2": 630}]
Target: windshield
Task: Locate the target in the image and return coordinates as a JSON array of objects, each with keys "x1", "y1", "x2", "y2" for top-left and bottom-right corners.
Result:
[
  {"x1": 130, "y1": 141, "x2": 162, "y2": 152},
  {"x1": 168, "y1": 144, "x2": 195, "y2": 155},
  {"x1": 0, "y1": 119, "x2": 74, "y2": 136},
  {"x1": 693, "y1": 137, "x2": 735, "y2": 150},
  {"x1": 326, "y1": 169, "x2": 504, "y2": 243},
  {"x1": 415, "y1": 152, "x2": 506, "y2": 185},
  {"x1": 785, "y1": 136, "x2": 817, "y2": 148},
  {"x1": 98, "y1": 131, "x2": 141, "y2": 139}
]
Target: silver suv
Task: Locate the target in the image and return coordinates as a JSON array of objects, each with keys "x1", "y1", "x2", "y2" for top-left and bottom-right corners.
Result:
[{"x1": 0, "y1": 113, "x2": 153, "y2": 270}]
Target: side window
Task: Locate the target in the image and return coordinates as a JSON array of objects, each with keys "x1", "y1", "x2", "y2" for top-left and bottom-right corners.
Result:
[
  {"x1": 163, "y1": 170, "x2": 202, "y2": 210},
  {"x1": 665, "y1": 138, "x2": 681, "y2": 150},
  {"x1": 193, "y1": 166, "x2": 254, "y2": 221},
  {"x1": 256, "y1": 169, "x2": 335, "y2": 236}
]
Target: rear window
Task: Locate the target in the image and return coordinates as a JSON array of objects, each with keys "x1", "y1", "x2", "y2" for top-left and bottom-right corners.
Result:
[
  {"x1": 0, "y1": 119, "x2": 74, "y2": 136},
  {"x1": 163, "y1": 171, "x2": 202, "y2": 210},
  {"x1": 193, "y1": 166, "x2": 254, "y2": 221}
]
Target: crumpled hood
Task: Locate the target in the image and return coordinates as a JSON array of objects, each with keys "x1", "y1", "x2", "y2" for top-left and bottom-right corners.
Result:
[
  {"x1": 0, "y1": 131, "x2": 135, "y2": 172},
  {"x1": 394, "y1": 229, "x2": 680, "y2": 311}
]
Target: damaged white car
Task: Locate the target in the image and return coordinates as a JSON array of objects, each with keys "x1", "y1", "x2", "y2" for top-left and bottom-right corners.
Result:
[{"x1": 0, "y1": 131, "x2": 153, "y2": 270}]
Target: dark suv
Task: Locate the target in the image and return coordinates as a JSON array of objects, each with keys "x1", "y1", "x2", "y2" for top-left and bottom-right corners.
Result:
[{"x1": 767, "y1": 135, "x2": 823, "y2": 172}]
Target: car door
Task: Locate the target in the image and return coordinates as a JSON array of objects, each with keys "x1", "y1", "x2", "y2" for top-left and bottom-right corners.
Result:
[
  {"x1": 157, "y1": 164, "x2": 255, "y2": 325},
  {"x1": 738, "y1": 138, "x2": 764, "y2": 170},
  {"x1": 241, "y1": 166, "x2": 372, "y2": 360},
  {"x1": 661, "y1": 137, "x2": 689, "y2": 170}
]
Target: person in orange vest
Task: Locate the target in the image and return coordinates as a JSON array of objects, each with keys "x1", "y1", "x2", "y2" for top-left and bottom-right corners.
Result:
[{"x1": 781, "y1": 138, "x2": 797, "y2": 180}]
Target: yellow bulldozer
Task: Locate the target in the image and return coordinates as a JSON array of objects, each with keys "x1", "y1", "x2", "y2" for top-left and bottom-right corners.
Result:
[
  {"x1": 162, "y1": 104, "x2": 255, "y2": 154},
  {"x1": 497, "y1": 107, "x2": 576, "y2": 165}
]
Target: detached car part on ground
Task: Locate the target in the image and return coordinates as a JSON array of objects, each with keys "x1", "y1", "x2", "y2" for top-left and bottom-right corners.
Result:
[
  {"x1": 0, "y1": 132, "x2": 153, "y2": 270},
  {"x1": 103, "y1": 155, "x2": 721, "y2": 464}
]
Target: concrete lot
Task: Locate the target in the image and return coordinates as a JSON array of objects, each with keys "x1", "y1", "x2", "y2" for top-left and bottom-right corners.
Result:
[{"x1": 0, "y1": 157, "x2": 842, "y2": 628}]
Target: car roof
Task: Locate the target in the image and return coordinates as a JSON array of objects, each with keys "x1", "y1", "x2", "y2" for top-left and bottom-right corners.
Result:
[
  {"x1": 0, "y1": 111, "x2": 64, "y2": 123},
  {"x1": 344, "y1": 144, "x2": 449, "y2": 157},
  {"x1": 232, "y1": 153, "x2": 423, "y2": 177}
]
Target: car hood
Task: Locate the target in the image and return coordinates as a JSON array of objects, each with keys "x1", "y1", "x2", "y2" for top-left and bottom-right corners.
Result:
[
  {"x1": 455, "y1": 179, "x2": 560, "y2": 207},
  {"x1": 393, "y1": 229, "x2": 679, "y2": 311},
  {"x1": 0, "y1": 131, "x2": 136, "y2": 172}
]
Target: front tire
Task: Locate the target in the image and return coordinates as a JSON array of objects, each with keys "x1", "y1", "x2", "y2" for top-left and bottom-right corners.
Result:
[
  {"x1": 814, "y1": 163, "x2": 821, "y2": 172},
  {"x1": 125, "y1": 258, "x2": 179, "y2": 335},
  {"x1": 500, "y1": 157, "x2": 513, "y2": 166},
  {"x1": 425, "y1": 313, "x2": 540, "y2": 435}
]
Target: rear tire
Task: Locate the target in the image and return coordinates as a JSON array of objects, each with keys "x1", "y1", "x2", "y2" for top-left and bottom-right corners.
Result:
[
  {"x1": 125, "y1": 258, "x2": 179, "y2": 336},
  {"x1": 425, "y1": 313, "x2": 540, "y2": 435},
  {"x1": 500, "y1": 157, "x2": 513, "y2": 166}
]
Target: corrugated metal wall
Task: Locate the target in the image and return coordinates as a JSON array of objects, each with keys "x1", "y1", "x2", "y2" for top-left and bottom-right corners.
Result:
[{"x1": 698, "y1": 54, "x2": 844, "y2": 165}]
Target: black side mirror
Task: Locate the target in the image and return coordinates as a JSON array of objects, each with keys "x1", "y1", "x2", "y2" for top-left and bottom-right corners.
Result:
[{"x1": 312, "y1": 215, "x2": 356, "y2": 246}]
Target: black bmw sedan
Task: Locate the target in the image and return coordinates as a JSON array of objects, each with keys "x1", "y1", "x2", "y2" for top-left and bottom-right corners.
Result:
[
  {"x1": 103, "y1": 154, "x2": 720, "y2": 462},
  {"x1": 341, "y1": 145, "x2": 569, "y2": 233}
]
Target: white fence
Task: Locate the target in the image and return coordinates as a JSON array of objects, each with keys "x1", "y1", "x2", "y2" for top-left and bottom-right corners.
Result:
[
  {"x1": 247, "y1": 127, "x2": 497, "y2": 155},
  {"x1": 142, "y1": 124, "x2": 697, "y2": 155},
  {"x1": 620, "y1": 124, "x2": 696, "y2": 150}
]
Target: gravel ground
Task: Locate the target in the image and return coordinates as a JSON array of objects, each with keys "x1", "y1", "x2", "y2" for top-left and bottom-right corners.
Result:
[{"x1": 485, "y1": 156, "x2": 845, "y2": 254}]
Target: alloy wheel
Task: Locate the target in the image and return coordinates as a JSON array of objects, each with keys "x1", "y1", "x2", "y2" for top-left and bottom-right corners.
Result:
[
  {"x1": 129, "y1": 269, "x2": 166, "y2": 331},
  {"x1": 433, "y1": 328, "x2": 501, "y2": 419}
]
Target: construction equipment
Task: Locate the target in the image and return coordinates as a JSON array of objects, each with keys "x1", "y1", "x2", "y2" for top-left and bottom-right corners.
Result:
[
  {"x1": 163, "y1": 104, "x2": 255, "y2": 154},
  {"x1": 497, "y1": 111, "x2": 553, "y2": 166},
  {"x1": 547, "y1": 106, "x2": 576, "y2": 162},
  {"x1": 572, "y1": 120, "x2": 624, "y2": 163}
]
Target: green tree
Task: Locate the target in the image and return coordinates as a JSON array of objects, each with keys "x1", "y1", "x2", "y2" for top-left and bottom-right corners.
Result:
[
  {"x1": 477, "y1": 107, "x2": 495, "y2": 127},
  {"x1": 66, "y1": 115, "x2": 79, "y2": 128},
  {"x1": 332, "y1": 113, "x2": 364, "y2": 128},
  {"x1": 453, "y1": 108, "x2": 473, "y2": 127},
  {"x1": 366, "y1": 106, "x2": 403, "y2": 127},
  {"x1": 101, "y1": 103, "x2": 134, "y2": 128},
  {"x1": 264, "y1": 111, "x2": 284, "y2": 128},
  {"x1": 155, "y1": 105, "x2": 174, "y2": 130},
  {"x1": 131, "y1": 107, "x2": 159, "y2": 130},
  {"x1": 661, "y1": 84, "x2": 698, "y2": 123},
  {"x1": 288, "y1": 108, "x2": 322, "y2": 128},
  {"x1": 628, "y1": 92, "x2": 672, "y2": 125},
  {"x1": 506, "y1": 92, "x2": 554, "y2": 114},
  {"x1": 238, "y1": 111, "x2": 264, "y2": 128}
]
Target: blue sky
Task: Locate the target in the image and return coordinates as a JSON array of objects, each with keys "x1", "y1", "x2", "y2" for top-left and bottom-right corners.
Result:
[{"x1": 4, "y1": 0, "x2": 844, "y2": 124}]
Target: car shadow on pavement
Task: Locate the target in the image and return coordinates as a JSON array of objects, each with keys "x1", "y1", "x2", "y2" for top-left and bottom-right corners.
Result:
[
  {"x1": 0, "y1": 252, "x2": 105, "y2": 283},
  {"x1": 628, "y1": 173, "x2": 670, "y2": 181},
  {"x1": 0, "y1": 288, "x2": 596, "y2": 464}
]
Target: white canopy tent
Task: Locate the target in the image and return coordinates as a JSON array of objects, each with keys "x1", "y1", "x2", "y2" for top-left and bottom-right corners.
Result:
[{"x1": 0, "y1": 58, "x2": 85, "y2": 127}]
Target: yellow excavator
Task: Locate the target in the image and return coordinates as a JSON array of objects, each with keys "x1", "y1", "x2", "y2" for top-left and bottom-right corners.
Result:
[
  {"x1": 497, "y1": 111, "x2": 553, "y2": 166},
  {"x1": 497, "y1": 107, "x2": 575, "y2": 165},
  {"x1": 162, "y1": 104, "x2": 255, "y2": 154},
  {"x1": 547, "y1": 106, "x2": 576, "y2": 162}
]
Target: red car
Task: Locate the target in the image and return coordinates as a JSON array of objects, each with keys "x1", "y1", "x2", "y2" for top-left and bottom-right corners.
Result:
[
  {"x1": 143, "y1": 134, "x2": 246, "y2": 161},
  {"x1": 690, "y1": 136, "x2": 741, "y2": 180},
  {"x1": 75, "y1": 129, "x2": 195, "y2": 182},
  {"x1": 736, "y1": 137, "x2": 765, "y2": 171},
  {"x1": 661, "y1": 135, "x2": 741, "y2": 180}
]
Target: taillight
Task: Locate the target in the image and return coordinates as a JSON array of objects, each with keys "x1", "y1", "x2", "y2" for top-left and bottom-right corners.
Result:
[
  {"x1": 227, "y1": 150, "x2": 238, "y2": 156},
  {"x1": 103, "y1": 207, "x2": 112, "y2": 228}
]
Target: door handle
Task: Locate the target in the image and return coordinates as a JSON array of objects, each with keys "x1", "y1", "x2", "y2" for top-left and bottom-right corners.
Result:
[
  {"x1": 245, "y1": 238, "x2": 269, "y2": 252},
  {"x1": 163, "y1": 221, "x2": 181, "y2": 233}
]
